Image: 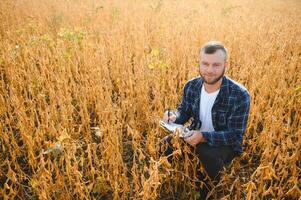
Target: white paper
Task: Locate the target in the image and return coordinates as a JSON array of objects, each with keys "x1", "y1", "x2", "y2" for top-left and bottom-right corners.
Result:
[
  {"x1": 160, "y1": 121, "x2": 193, "y2": 138},
  {"x1": 159, "y1": 121, "x2": 183, "y2": 132}
]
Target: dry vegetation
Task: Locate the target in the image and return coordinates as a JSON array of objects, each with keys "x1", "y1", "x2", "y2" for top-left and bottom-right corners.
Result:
[{"x1": 0, "y1": 0, "x2": 300, "y2": 199}]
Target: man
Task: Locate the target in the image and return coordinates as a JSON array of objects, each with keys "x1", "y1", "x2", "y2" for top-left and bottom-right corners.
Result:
[{"x1": 162, "y1": 41, "x2": 250, "y2": 199}]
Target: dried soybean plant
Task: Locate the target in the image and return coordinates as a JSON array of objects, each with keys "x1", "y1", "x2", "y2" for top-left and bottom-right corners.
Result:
[{"x1": 0, "y1": 0, "x2": 300, "y2": 199}]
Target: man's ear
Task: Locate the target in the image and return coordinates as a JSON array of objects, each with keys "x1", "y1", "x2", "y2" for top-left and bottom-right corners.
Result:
[{"x1": 224, "y1": 60, "x2": 228, "y2": 68}]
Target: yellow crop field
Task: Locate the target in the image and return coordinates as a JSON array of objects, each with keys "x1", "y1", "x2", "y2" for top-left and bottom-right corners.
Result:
[{"x1": 0, "y1": 0, "x2": 300, "y2": 199}]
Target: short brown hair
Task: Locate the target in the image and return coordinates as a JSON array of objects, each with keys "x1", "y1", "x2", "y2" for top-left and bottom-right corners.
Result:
[{"x1": 200, "y1": 41, "x2": 228, "y2": 60}]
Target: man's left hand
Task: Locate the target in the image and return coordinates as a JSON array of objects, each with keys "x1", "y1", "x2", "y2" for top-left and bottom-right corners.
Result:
[{"x1": 184, "y1": 130, "x2": 206, "y2": 146}]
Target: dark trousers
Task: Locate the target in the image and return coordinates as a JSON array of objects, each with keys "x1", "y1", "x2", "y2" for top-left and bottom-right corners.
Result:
[{"x1": 161, "y1": 135, "x2": 236, "y2": 200}]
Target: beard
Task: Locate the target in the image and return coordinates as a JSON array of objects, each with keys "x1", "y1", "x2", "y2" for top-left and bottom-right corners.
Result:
[{"x1": 200, "y1": 67, "x2": 225, "y2": 85}]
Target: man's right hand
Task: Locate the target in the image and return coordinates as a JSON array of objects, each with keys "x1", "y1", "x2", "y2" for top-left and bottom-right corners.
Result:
[{"x1": 162, "y1": 110, "x2": 177, "y2": 123}]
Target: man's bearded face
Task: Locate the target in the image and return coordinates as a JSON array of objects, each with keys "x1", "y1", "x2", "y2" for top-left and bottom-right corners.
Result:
[{"x1": 199, "y1": 49, "x2": 227, "y2": 85}]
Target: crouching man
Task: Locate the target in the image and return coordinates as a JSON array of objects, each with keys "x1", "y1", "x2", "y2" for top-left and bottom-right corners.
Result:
[{"x1": 161, "y1": 41, "x2": 250, "y2": 199}]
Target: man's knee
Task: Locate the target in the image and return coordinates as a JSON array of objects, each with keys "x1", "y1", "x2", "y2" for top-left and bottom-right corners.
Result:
[
  {"x1": 195, "y1": 143, "x2": 211, "y2": 157},
  {"x1": 195, "y1": 143, "x2": 224, "y2": 180}
]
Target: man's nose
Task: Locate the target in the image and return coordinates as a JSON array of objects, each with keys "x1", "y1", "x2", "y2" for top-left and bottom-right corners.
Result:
[{"x1": 206, "y1": 65, "x2": 215, "y2": 73}]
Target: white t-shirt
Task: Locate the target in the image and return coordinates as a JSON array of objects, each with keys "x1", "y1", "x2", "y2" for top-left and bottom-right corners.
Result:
[{"x1": 199, "y1": 84, "x2": 220, "y2": 132}]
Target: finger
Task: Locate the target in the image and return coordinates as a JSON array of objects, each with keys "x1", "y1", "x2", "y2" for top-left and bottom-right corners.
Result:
[
  {"x1": 184, "y1": 136, "x2": 192, "y2": 143},
  {"x1": 168, "y1": 113, "x2": 176, "y2": 123},
  {"x1": 186, "y1": 131, "x2": 195, "y2": 138},
  {"x1": 170, "y1": 114, "x2": 176, "y2": 121},
  {"x1": 185, "y1": 138, "x2": 195, "y2": 146},
  {"x1": 162, "y1": 111, "x2": 169, "y2": 122},
  {"x1": 163, "y1": 111, "x2": 176, "y2": 123}
]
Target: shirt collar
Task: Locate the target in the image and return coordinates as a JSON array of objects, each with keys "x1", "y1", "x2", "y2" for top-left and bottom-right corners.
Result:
[
  {"x1": 198, "y1": 76, "x2": 230, "y2": 106},
  {"x1": 219, "y1": 76, "x2": 230, "y2": 96},
  {"x1": 197, "y1": 75, "x2": 229, "y2": 95}
]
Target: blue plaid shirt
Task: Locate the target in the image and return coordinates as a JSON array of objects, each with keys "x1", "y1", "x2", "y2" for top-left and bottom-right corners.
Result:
[{"x1": 174, "y1": 76, "x2": 250, "y2": 154}]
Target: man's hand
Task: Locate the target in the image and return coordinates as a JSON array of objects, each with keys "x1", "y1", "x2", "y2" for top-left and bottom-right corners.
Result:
[
  {"x1": 184, "y1": 130, "x2": 206, "y2": 146},
  {"x1": 162, "y1": 110, "x2": 177, "y2": 123}
]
